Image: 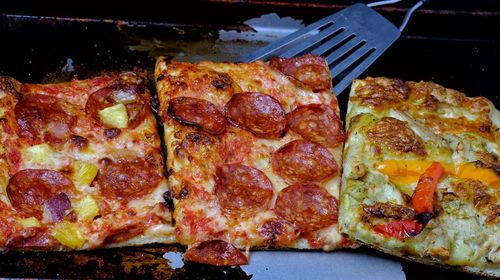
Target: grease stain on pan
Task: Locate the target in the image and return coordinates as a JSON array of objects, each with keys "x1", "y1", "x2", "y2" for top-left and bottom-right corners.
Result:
[
  {"x1": 127, "y1": 37, "x2": 267, "y2": 63},
  {"x1": 219, "y1": 13, "x2": 305, "y2": 42},
  {"x1": 124, "y1": 13, "x2": 305, "y2": 63}
]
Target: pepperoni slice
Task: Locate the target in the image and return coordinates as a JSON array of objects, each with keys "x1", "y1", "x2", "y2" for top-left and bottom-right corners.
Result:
[
  {"x1": 85, "y1": 84, "x2": 148, "y2": 129},
  {"x1": 275, "y1": 183, "x2": 338, "y2": 232},
  {"x1": 225, "y1": 92, "x2": 286, "y2": 138},
  {"x1": 184, "y1": 240, "x2": 248, "y2": 266},
  {"x1": 287, "y1": 104, "x2": 344, "y2": 147},
  {"x1": 15, "y1": 94, "x2": 77, "y2": 144},
  {"x1": 271, "y1": 140, "x2": 338, "y2": 184},
  {"x1": 104, "y1": 224, "x2": 145, "y2": 244},
  {"x1": 6, "y1": 227, "x2": 57, "y2": 249},
  {"x1": 258, "y1": 219, "x2": 300, "y2": 246},
  {"x1": 94, "y1": 157, "x2": 162, "y2": 201},
  {"x1": 269, "y1": 54, "x2": 332, "y2": 92},
  {"x1": 168, "y1": 97, "x2": 227, "y2": 135},
  {"x1": 215, "y1": 164, "x2": 274, "y2": 216},
  {"x1": 7, "y1": 169, "x2": 75, "y2": 219}
]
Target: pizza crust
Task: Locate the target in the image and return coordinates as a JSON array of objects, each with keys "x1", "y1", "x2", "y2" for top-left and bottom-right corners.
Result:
[
  {"x1": 341, "y1": 77, "x2": 500, "y2": 277},
  {"x1": 155, "y1": 55, "x2": 353, "y2": 261},
  {"x1": 0, "y1": 72, "x2": 175, "y2": 251}
]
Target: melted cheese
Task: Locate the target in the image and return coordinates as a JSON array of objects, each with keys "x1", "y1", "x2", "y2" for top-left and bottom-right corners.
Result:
[
  {"x1": 157, "y1": 57, "x2": 346, "y2": 251},
  {"x1": 0, "y1": 74, "x2": 174, "y2": 251},
  {"x1": 343, "y1": 77, "x2": 500, "y2": 277}
]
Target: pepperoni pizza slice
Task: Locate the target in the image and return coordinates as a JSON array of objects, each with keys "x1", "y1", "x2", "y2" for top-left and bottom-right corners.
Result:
[
  {"x1": 0, "y1": 71, "x2": 174, "y2": 250},
  {"x1": 155, "y1": 54, "x2": 355, "y2": 266},
  {"x1": 340, "y1": 77, "x2": 499, "y2": 277}
]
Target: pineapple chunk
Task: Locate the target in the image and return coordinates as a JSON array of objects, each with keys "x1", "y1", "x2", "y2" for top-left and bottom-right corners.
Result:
[
  {"x1": 74, "y1": 195, "x2": 100, "y2": 221},
  {"x1": 24, "y1": 143, "x2": 52, "y2": 164},
  {"x1": 98, "y1": 103, "x2": 129, "y2": 128},
  {"x1": 74, "y1": 161, "x2": 99, "y2": 186},
  {"x1": 17, "y1": 217, "x2": 41, "y2": 228},
  {"x1": 51, "y1": 221, "x2": 86, "y2": 249}
]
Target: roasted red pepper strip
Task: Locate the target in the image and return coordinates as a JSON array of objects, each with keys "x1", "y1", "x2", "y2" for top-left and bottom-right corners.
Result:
[
  {"x1": 373, "y1": 220, "x2": 423, "y2": 240},
  {"x1": 411, "y1": 162, "x2": 444, "y2": 214}
]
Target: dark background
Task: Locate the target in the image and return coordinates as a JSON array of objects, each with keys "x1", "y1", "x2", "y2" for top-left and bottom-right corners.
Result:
[{"x1": 0, "y1": 0, "x2": 499, "y2": 279}]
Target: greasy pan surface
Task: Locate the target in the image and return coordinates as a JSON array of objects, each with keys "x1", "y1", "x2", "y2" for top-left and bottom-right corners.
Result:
[{"x1": 0, "y1": 1, "x2": 499, "y2": 279}]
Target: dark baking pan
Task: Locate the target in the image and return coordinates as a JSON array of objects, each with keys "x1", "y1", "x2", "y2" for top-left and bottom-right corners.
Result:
[{"x1": 0, "y1": 1, "x2": 499, "y2": 279}]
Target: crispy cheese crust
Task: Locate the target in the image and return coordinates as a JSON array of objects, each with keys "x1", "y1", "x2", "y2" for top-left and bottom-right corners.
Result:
[
  {"x1": 155, "y1": 55, "x2": 353, "y2": 265},
  {"x1": 340, "y1": 77, "x2": 499, "y2": 277},
  {"x1": 0, "y1": 72, "x2": 174, "y2": 251}
]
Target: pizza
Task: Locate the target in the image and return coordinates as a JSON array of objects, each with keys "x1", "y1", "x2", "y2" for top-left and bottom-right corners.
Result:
[
  {"x1": 0, "y1": 71, "x2": 175, "y2": 250},
  {"x1": 154, "y1": 54, "x2": 354, "y2": 266},
  {"x1": 340, "y1": 77, "x2": 499, "y2": 277}
]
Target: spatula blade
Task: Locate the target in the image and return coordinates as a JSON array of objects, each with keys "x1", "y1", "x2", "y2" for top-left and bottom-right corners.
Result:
[{"x1": 242, "y1": 3, "x2": 400, "y2": 95}]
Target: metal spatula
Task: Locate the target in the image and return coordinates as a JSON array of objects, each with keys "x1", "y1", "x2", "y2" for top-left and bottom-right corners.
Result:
[{"x1": 242, "y1": 0, "x2": 426, "y2": 95}]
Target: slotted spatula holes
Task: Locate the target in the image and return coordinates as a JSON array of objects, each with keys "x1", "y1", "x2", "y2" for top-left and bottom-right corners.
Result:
[
  {"x1": 332, "y1": 47, "x2": 377, "y2": 91},
  {"x1": 243, "y1": 1, "x2": 426, "y2": 95},
  {"x1": 313, "y1": 33, "x2": 354, "y2": 58}
]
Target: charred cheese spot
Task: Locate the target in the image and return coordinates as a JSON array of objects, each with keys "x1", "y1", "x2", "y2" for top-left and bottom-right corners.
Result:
[
  {"x1": 174, "y1": 131, "x2": 221, "y2": 165},
  {"x1": 0, "y1": 76, "x2": 21, "y2": 99},
  {"x1": 160, "y1": 61, "x2": 241, "y2": 108},
  {"x1": 210, "y1": 74, "x2": 233, "y2": 90},
  {"x1": 478, "y1": 154, "x2": 500, "y2": 172},
  {"x1": 366, "y1": 117, "x2": 426, "y2": 156},
  {"x1": 422, "y1": 94, "x2": 440, "y2": 111},
  {"x1": 424, "y1": 115, "x2": 494, "y2": 140},
  {"x1": 362, "y1": 202, "x2": 416, "y2": 222},
  {"x1": 70, "y1": 135, "x2": 88, "y2": 149},
  {"x1": 452, "y1": 180, "x2": 499, "y2": 223},
  {"x1": 104, "y1": 128, "x2": 121, "y2": 139},
  {"x1": 351, "y1": 78, "x2": 409, "y2": 108},
  {"x1": 258, "y1": 219, "x2": 300, "y2": 246},
  {"x1": 486, "y1": 205, "x2": 500, "y2": 223}
]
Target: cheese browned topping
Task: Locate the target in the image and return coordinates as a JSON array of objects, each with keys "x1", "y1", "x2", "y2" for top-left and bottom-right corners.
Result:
[
  {"x1": 0, "y1": 72, "x2": 174, "y2": 251},
  {"x1": 155, "y1": 54, "x2": 350, "y2": 262},
  {"x1": 341, "y1": 77, "x2": 499, "y2": 277}
]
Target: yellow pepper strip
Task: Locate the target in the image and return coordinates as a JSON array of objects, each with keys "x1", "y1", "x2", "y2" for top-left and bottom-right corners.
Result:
[
  {"x1": 455, "y1": 163, "x2": 500, "y2": 188},
  {"x1": 375, "y1": 160, "x2": 499, "y2": 189}
]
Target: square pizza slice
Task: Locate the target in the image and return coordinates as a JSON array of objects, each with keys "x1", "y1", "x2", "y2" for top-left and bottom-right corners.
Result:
[
  {"x1": 340, "y1": 77, "x2": 499, "y2": 277},
  {"x1": 0, "y1": 71, "x2": 174, "y2": 250},
  {"x1": 155, "y1": 54, "x2": 354, "y2": 266}
]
